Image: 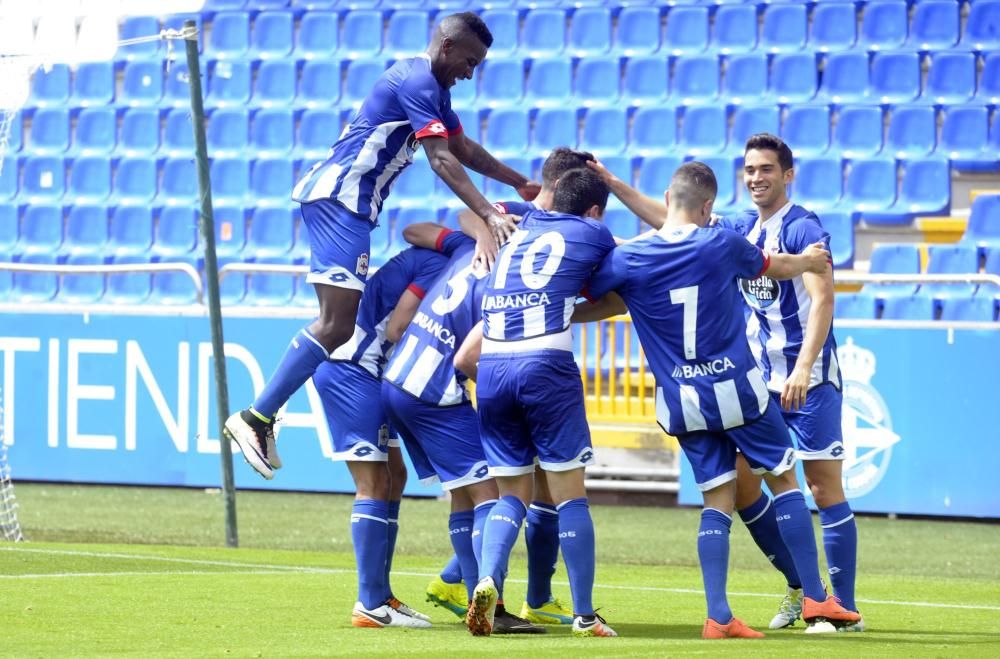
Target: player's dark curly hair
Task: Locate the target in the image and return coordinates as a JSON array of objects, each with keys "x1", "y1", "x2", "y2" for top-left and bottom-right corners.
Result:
[
  {"x1": 552, "y1": 167, "x2": 610, "y2": 216},
  {"x1": 670, "y1": 161, "x2": 717, "y2": 210},
  {"x1": 745, "y1": 133, "x2": 794, "y2": 172},
  {"x1": 540, "y1": 147, "x2": 596, "y2": 187},
  {"x1": 445, "y1": 12, "x2": 494, "y2": 48}
]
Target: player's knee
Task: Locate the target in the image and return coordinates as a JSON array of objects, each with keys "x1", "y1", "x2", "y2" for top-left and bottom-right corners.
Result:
[
  {"x1": 312, "y1": 318, "x2": 354, "y2": 352},
  {"x1": 388, "y1": 460, "x2": 408, "y2": 494},
  {"x1": 806, "y1": 477, "x2": 845, "y2": 508},
  {"x1": 734, "y1": 475, "x2": 764, "y2": 510},
  {"x1": 353, "y1": 465, "x2": 390, "y2": 500}
]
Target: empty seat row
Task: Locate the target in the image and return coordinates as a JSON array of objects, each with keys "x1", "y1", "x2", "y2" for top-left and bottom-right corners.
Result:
[{"x1": 836, "y1": 291, "x2": 999, "y2": 321}]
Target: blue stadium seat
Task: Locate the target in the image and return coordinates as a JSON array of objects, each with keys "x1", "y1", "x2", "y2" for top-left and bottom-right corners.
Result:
[
  {"x1": 941, "y1": 105, "x2": 994, "y2": 170},
  {"x1": 575, "y1": 56, "x2": 621, "y2": 108},
  {"x1": 768, "y1": 52, "x2": 817, "y2": 104},
  {"x1": 482, "y1": 9, "x2": 519, "y2": 58},
  {"x1": 28, "y1": 108, "x2": 70, "y2": 155},
  {"x1": 940, "y1": 296, "x2": 997, "y2": 322},
  {"x1": 962, "y1": 194, "x2": 1000, "y2": 254},
  {"x1": 118, "y1": 16, "x2": 161, "y2": 61},
  {"x1": 921, "y1": 244, "x2": 979, "y2": 302},
  {"x1": 18, "y1": 204, "x2": 62, "y2": 256},
  {"x1": 522, "y1": 9, "x2": 566, "y2": 58},
  {"x1": 386, "y1": 10, "x2": 430, "y2": 58},
  {"x1": 160, "y1": 158, "x2": 198, "y2": 207},
  {"x1": 525, "y1": 58, "x2": 572, "y2": 108},
  {"x1": 792, "y1": 156, "x2": 842, "y2": 211},
  {"x1": 248, "y1": 0, "x2": 290, "y2": 9},
  {"x1": 154, "y1": 207, "x2": 199, "y2": 258},
  {"x1": 12, "y1": 254, "x2": 58, "y2": 303},
  {"x1": 923, "y1": 51, "x2": 976, "y2": 106},
  {"x1": 0, "y1": 158, "x2": 15, "y2": 202},
  {"x1": 671, "y1": 55, "x2": 719, "y2": 106},
  {"x1": 603, "y1": 207, "x2": 639, "y2": 241},
  {"x1": 782, "y1": 105, "x2": 831, "y2": 158},
  {"x1": 163, "y1": 109, "x2": 195, "y2": 158},
  {"x1": 886, "y1": 105, "x2": 936, "y2": 160},
  {"x1": 296, "y1": 108, "x2": 340, "y2": 160},
  {"x1": 976, "y1": 52, "x2": 1000, "y2": 106},
  {"x1": 886, "y1": 158, "x2": 951, "y2": 220},
  {"x1": 962, "y1": 0, "x2": 1000, "y2": 52},
  {"x1": 251, "y1": 10, "x2": 294, "y2": 59},
  {"x1": 208, "y1": 108, "x2": 250, "y2": 158},
  {"x1": 22, "y1": 156, "x2": 65, "y2": 203},
  {"x1": 663, "y1": 6, "x2": 708, "y2": 56},
  {"x1": 59, "y1": 254, "x2": 105, "y2": 304},
  {"x1": 296, "y1": 10, "x2": 338, "y2": 60},
  {"x1": 72, "y1": 62, "x2": 114, "y2": 107},
  {"x1": 217, "y1": 256, "x2": 247, "y2": 305},
  {"x1": 297, "y1": 60, "x2": 340, "y2": 109},
  {"x1": 810, "y1": 1, "x2": 857, "y2": 53},
  {"x1": 483, "y1": 156, "x2": 531, "y2": 201},
  {"x1": 0, "y1": 246, "x2": 14, "y2": 300},
  {"x1": 108, "y1": 207, "x2": 154, "y2": 258},
  {"x1": 210, "y1": 157, "x2": 250, "y2": 208},
  {"x1": 597, "y1": 155, "x2": 633, "y2": 190},
  {"x1": 213, "y1": 207, "x2": 247, "y2": 260},
  {"x1": 205, "y1": 0, "x2": 248, "y2": 11},
  {"x1": 983, "y1": 248, "x2": 1000, "y2": 298},
  {"x1": 68, "y1": 156, "x2": 112, "y2": 204},
  {"x1": 817, "y1": 51, "x2": 870, "y2": 104},
  {"x1": 73, "y1": 107, "x2": 116, "y2": 156},
  {"x1": 29, "y1": 64, "x2": 71, "y2": 108},
  {"x1": 151, "y1": 256, "x2": 200, "y2": 306},
  {"x1": 581, "y1": 107, "x2": 628, "y2": 157},
  {"x1": 392, "y1": 207, "x2": 432, "y2": 248},
  {"x1": 907, "y1": 0, "x2": 959, "y2": 51},
  {"x1": 251, "y1": 108, "x2": 294, "y2": 157},
  {"x1": 833, "y1": 105, "x2": 883, "y2": 159},
  {"x1": 163, "y1": 64, "x2": 204, "y2": 109},
  {"x1": 449, "y1": 71, "x2": 476, "y2": 110},
  {"x1": 881, "y1": 294, "x2": 935, "y2": 320},
  {"x1": 622, "y1": 55, "x2": 668, "y2": 107},
  {"x1": 479, "y1": 57, "x2": 524, "y2": 109},
  {"x1": 253, "y1": 60, "x2": 297, "y2": 108},
  {"x1": 631, "y1": 106, "x2": 677, "y2": 157},
  {"x1": 246, "y1": 257, "x2": 296, "y2": 307},
  {"x1": 0, "y1": 204, "x2": 15, "y2": 251},
  {"x1": 113, "y1": 157, "x2": 157, "y2": 207},
  {"x1": 246, "y1": 207, "x2": 295, "y2": 258},
  {"x1": 613, "y1": 6, "x2": 661, "y2": 57},
  {"x1": 206, "y1": 60, "x2": 252, "y2": 109},
  {"x1": 208, "y1": 11, "x2": 250, "y2": 59},
  {"x1": 483, "y1": 108, "x2": 529, "y2": 158},
  {"x1": 712, "y1": 4, "x2": 757, "y2": 55},
  {"x1": 834, "y1": 291, "x2": 877, "y2": 320},
  {"x1": 760, "y1": 3, "x2": 807, "y2": 53},
  {"x1": 729, "y1": 106, "x2": 780, "y2": 156},
  {"x1": 679, "y1": 105, "x2": 726, "y2": 157},
  {"x1": 844, "y1": 158, "x2": 896, "y2": 213},
  {"x1": 455, "y1": 108, "x2": 480, "y2": 142},
  {"x1": 569, "y1": 7, "x2": 611, "y2": 57},
  {"x1": 721, "y1": 54, "x2": 768, "y2": 105},
  {"x1": 871, "y1": 52, "x2": 921, "y2": 104},
  {"x1": 859, "y1": 0, "x2": 908, "y2": 52},
  {"x1": 703, "y1": 155, "x2": 737, "y2": 214},
  {"x1": 388, "y1": 158, "x2": 437, "y2": 209},
  {"x1": 104, "y1": 255, "x2": 152, "y2": 304},
  {"x1": 868, "y1": 243, "x2": 921, "y2": 299},
  {"x1": 531, "y1": 107, "x2": 577, "y2": 154},
  {"x1": 344, "y1": 59, "x2": 388, "y2": 109},
  {"x1": 818, "y1": 210, "x2": 854, "y2": 269},
  {"x1": 251, "y1": 157, "x2": 294, "y2": 207}
]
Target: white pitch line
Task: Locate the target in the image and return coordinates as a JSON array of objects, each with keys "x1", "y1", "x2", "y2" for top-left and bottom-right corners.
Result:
[
  {"x1": 0, "y1": 570, "x2": 297, "y2": 579},
  {"x1": 4, "y1": 546, "x2": 999, "y2": 612}
]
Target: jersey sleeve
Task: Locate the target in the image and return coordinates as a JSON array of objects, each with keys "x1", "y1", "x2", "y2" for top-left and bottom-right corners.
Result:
[
  {"x1": 410, "y1": 250, "x2": 449, "y2": 295},
  {"x1": 438, "y1": 229, "x2": 476, "y2": 256},
  {"x1": 399, "y1": 70, "x2": 458, "y2": 140},
  {"x1": 492, "y1": 200, "x2": 534, "y2": 216},
  {"x1": 720, "y1": 229, "x2": 769, "y2": 280},
  {"x1": 586, "y1": 247, "x2": 629, "y2": 300},
  {"x1": 783, "y1": 215, "x2": 830, "y2": 255}
]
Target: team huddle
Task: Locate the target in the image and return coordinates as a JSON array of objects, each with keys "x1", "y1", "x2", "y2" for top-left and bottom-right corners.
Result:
[{"x1": 222, "y1": 12, "x2": 863, "y2": 640}]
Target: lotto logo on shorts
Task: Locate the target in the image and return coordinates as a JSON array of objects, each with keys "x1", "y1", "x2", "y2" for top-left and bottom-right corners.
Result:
[
  {"x1": 356, "y1": 253, "x2": 369, "y2": 276},
  {"x1": 474, "y1": 465, "x2": 489, "y2": 479},
  {"x1": 354, "y1": 446, "x2": 374, "y2": 457}
]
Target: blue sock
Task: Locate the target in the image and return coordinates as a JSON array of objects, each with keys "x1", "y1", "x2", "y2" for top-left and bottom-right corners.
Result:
[
  {"x1": 350, "y1": 499, "x2": 389, "y2": 610},
  {"x1": 698, "y1": 508, "x2": 733, "y2": 624},
  {"x1": 449, "y1": 511, "x2": 477, "y2": 602},
  {"x1": 479, "y1": 495, "x2": 525, "y2": 589},
  {"x1": 252, "y1": 328, "x2": 328, "y2": 419},
  {"x1": 440, "y1": 554, "x2": 463, "y2": 584},
  {"x1": 773, "y1": 490, "x2": 826, "y2": 601},
  {"x1": 471, "y1": 499, "x2": 496, "y2": 568},
  {"x1": 819, "y1": 501, "x2": 858, "y2": 612},
  {"x1": 738, "y1": 492, "x2": 802, "y2": 589},
  {"x1": 557, "y1": 498, "x2": 596, "y2": 616},
  {"x1": 384, "y1": 500, "x2": 401, "y2": 598},
  {"x1": 525, "y1": 501, "x2": 560, "y2": 608}
]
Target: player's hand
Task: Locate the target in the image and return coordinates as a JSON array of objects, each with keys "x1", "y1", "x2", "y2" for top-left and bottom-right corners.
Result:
[
  {"x1": 473, "y1": 236, "x2": 498, "y2": 273},
  {"x1": 488, "y1": 213, "x2": 520, "y2": 244},
  {"x1": 586, "y1": 158, "x2": 617, "y2": 183},
  {"x1": 516, "y1": 181, "x2": 541, "y2": 201},
  {"x1": 781, "y1": 367, "x2": 811, "y2": 412},
  {"x1": 802, "y1": 241, "x2": 832, "y2": 273},
  {"x1": 474, "y1": 214, "x2": 520, "y2": 271}
]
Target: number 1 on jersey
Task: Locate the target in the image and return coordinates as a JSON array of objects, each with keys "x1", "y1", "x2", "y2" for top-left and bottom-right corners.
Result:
[{"x1": 669, "y1": 285, "x2": 698, "y2": 359}]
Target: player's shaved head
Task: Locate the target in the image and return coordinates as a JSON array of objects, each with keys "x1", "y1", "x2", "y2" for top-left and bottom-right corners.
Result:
[
  {"x1": 669, "y1": 162, "x2": 717, "y2": 212},
  {"x1": 552, "y1": 168, "x2": 610, "y2": 217},
  {"x1": 541, "y1": 148, "x2": 595, "y2": 188},
  {"x1": 436, "y1": 12, "x2": 493, "y2": 48},
  {"x1": 430, "y1": 13, "x2": 492, "y2": 89}
]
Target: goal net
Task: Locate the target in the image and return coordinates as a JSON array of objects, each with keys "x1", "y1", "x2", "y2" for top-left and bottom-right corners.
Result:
[{"x1": 0, "y1": 395, "x2": 24, "y2": 542}]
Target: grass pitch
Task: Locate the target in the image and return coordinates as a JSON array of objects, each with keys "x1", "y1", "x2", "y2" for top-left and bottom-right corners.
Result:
[{"x1": 3, "y1": 484, "x2": 1000, "y2": 657}]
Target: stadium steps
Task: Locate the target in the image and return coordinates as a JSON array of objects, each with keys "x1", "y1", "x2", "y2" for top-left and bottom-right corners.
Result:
[
  {"x1": 589, "y1": 422, "x2": 678, "y2": 453},
  {"x1": 918, "y1": 217, "x2": 968, "y2": 243}
]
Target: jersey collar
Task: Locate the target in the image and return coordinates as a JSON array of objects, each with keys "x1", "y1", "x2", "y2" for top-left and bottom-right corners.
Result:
[
  {"x1": 656, "y1": 223, "x2": 698, "y2": 243},
  {"x1": 757, "y1": 200, "x2": 795, "y2": 230}
]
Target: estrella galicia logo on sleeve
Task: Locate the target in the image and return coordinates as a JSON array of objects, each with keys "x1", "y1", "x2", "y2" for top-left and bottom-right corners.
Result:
[{"x1": 739, "y1": 275, "x2": 780, "y2": 310}]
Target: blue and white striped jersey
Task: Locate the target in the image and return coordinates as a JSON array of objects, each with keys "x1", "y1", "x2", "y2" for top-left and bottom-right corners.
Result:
[
  {"x1": 482, "y1": 209, "x2": 616, "y2": 348},
  {"x1": 330, "y1": 246, "x2": 449, "y2": 378},
  {"x1": 589, "y1": 224, "x2": 774, "y2": 436},
  {"x1": 291, "y1": 55, "x2": 462, "y2": 222},
  {"x1": 383, "y1": 231, "x2": 484, "y2": 406},
  {"x1": 721, "y1": 202, "x2": 841, "y2": 392}
]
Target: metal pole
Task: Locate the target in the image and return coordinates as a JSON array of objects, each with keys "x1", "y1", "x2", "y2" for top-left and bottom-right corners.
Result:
[{"x1": 183, "y1": 20, "x2": 238, "y2": 548}]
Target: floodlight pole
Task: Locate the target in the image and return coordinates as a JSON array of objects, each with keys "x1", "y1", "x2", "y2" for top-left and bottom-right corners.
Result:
[{"x1": 183, "y1": 19, "x2": 239, "y2": 548}]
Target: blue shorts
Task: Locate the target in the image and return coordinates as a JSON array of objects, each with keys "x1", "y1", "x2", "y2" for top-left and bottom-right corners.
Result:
[
  {"x1": 679, "y1": 400, "x2": 796, "y2": 492},
  {"x1": 776, "y1": 383, "x2": 845, "y2": 460},
  {"x1": 381, "y1": 380, "x2": 490, "y2": 491},
  {"x1": 476, "y1": 351, "x2": 594, "y2": 476},
  {"x1": 300, "y1": 198, "x2": 373, "y2": 292},
  {"x1": 313, "y1": 360, "x2": 398, "y2": 462}
]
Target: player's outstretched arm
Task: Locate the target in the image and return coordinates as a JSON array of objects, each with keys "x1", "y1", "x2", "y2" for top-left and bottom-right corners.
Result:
[
  {"x1": 571, "y1": 293, "x2": 627, "y2": 324},
  {"x1": 402, "y1": 222, "x2": 448, "y2": 249},
  {"x1": 587, "y1": 160, "x2": 667, "y2": 230},
  {"x1": 763, "y1": 242, "x2": 832, "y2": 280},
  {"x1": 450, "y1": 133, "x2": 540, "y2": 201},
  {"x1": 455, "y1": 320, "x2": 484, "y2": 382},
  {"x1": 386, "y1": 288, "x2": 424, "y2": 344}
]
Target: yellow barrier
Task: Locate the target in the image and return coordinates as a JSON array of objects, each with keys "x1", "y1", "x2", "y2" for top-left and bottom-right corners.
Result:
[{"x1": 578, "y1": 315, "x2": 657, "y2": 424}]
